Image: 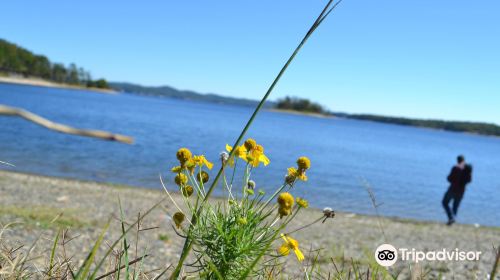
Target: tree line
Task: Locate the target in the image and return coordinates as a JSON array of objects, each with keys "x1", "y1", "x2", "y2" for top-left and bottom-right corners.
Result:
[
  {"x1": 275, "y1": 96, "x2": 327, "y2": 114},
  {"x1": 274, "y1": 95, "x2": 500, "y2": 136},
  {"x1": 348, "y1": 114, "x2": 500, "y2": 137},
  {"x1": 0, "y1": 39, "x2": 109, "y2": 89}
]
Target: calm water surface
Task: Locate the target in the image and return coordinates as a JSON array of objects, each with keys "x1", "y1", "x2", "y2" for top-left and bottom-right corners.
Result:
[{"x1": 0, "y1": 83, "x2": 499, "y2": 226}]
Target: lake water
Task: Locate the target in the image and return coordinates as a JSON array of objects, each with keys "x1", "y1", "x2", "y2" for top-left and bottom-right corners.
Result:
[{"x1": 0, "y1": 83, "x2": 499, "y2": 226}]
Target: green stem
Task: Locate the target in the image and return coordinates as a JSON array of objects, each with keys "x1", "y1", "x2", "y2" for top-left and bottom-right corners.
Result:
[
  {"x1": 169, "y1": 1, "x2": 341, "y2": 278},
  {"x1": 285, "y1": 215, "x2": 324, "y2": 235}
]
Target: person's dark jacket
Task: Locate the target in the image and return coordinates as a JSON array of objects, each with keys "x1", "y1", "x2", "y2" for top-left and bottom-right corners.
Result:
[{"x1": 447, "y1": 164, "x2": 472, "y2": 194}]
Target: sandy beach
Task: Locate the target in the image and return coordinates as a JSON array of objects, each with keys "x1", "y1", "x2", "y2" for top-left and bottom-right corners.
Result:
[
  {"x1": 0, "y1": 76, "x2": 117, "y2": 94},
  {"x1": 267, "y1": 108, "x2": 334, "y2": 118},
  {"x1": 0, "y1": 170, "x2": 498, "y2": 279}
]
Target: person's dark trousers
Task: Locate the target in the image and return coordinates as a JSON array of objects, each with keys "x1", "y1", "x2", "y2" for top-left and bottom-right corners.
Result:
[{"x1": 442, "y1": 189, "x2": 464, "y2": 221}]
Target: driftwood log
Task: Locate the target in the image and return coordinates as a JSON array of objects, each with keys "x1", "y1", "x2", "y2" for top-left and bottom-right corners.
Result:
[{"x1": 0, "y1": 104, "x2": 133, "y2": 144}]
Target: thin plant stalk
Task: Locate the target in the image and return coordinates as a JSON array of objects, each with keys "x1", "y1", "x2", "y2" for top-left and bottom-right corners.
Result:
[{"x1": 170, "y1": 1, "x2": 342, "y2": 278}]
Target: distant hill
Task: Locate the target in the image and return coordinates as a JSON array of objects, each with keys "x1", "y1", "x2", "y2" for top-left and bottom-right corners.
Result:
[
  {"x1": 344, "y1": 114, "x2": 500, "y2": 137},
  {"x1": 109, "y1": 82, "x2": 275, "y2": 108},
  {"x1": 270, "y1": 98, "x2": 498, "y2": 137}
]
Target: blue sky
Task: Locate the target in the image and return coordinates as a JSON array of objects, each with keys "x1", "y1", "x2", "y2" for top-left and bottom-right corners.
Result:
[{"x1": 1, "y1": 1, "x2": 499, "y2": 124}]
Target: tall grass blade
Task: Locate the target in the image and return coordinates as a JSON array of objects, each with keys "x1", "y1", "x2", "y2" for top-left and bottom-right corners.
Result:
[
  {"x1": 119, "y1": 198, "x2": 131, "y2": 280},
  {"x1": 74, "y1": 221, "x2": 111, "y2": 279},
  {"x1": 48, "y1": 229, "x2": 60, "y2": 278}
]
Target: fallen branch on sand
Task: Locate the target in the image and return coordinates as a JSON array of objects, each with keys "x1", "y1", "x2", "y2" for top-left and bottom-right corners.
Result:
[{"x1": 0, "y1": 104, "x2": 133, "y2": 144}]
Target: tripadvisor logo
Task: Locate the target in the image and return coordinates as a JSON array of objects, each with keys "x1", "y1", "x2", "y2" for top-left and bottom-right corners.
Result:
[
  {"x1": 375, "y1": 244, "x2": 398, "y2": 267},
  {"x1": 375, "y1": 244, "x2": 482, "y2": 267}
]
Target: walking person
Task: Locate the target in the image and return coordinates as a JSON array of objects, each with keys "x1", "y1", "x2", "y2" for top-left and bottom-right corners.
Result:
[{"x1": 442, "y1": 155, "x2": 472, "y2": 225}]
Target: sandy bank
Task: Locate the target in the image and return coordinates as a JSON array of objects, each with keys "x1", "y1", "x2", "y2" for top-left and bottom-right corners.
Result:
[
  {"x1": 0, "y1": 170, "x2": 498, "y2": 279},
  {"x1": 0, "y1": 76, "x2": 117, "y2": 94},
  {"x1": 267, "y1": 108, "x2": 334, "y2": 118}
]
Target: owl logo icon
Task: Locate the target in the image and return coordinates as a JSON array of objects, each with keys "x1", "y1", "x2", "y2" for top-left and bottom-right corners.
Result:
[{"x1": 375, "y1": 244, "x2": 398, "y2": 267}]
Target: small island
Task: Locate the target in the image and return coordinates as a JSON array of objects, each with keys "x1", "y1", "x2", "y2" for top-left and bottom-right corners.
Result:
[{"x1": 273, "y1": 96, "x2": 329, "y2": 116}]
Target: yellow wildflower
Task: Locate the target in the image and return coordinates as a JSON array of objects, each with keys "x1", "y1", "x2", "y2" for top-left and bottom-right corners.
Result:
[
  {"x1": 226, "y1": 141, "x2": 270, "y2": 167},
  {"x1": 174, "y1": 173, "x2": 188, "y2": 186},
  {"x1": 297, "y1": 156, "x2": 311, "y2": 171},
  {"x1": 192, "y1": 155, "x2": 214, "y2": 170},
  {"x1": 278, "y1": 192, "x2": 294, "y2": 218},
  {"x1": 185, "y1": 159, "x2": 196, "y2": 174},
  {"x1": 226, "y1": 144, "x2": 247, "y2": 158},
  {"x1": 278, "y1": 206, "x2": 292, "y2": 218},
  {"x1": 287, "y1": 167, "x2": 298, "y2": 176},
  {"x1": 249, "y1": 144, "x2": 270, "y2": 167},
  {"x1": 225, "y1": 144, "x2": 247, "y2": 166},
  {"x1": 278, "y1": 234, "x2": 304, "y2": 262},
  {"x1": 173, "y1": 212, "x2": 185, "y2": 229},
  {"x1": 176, "y1": 148, "x2": 192, "y2": 166},
  {"x1": 297, "y1": 171, "x2": 307, "y2": 181},
  {"x1": 244, "y1": 138, "x2": 257, "y2": 151},
  {"x1": 171, "y1": 166, "x2": 182, "y2": 173},
  {"x1": 286, "y1": 167, "x2": 298, "y2": 184},
  {"x1": 181, "y1": 185, "x2": 194, "y2": 197},
  {"x1": 286, "y1": 166, "x2": 307, "y2": 183},
  {"x1": 296, "y1": 197, "x2": 309, "y2": 208},
  {"x1": 277, "y1": 192, "x2": 294, "y2": 209},
  {"x1": 197, "y1": 171, "x2": 209, "y2": 183}
]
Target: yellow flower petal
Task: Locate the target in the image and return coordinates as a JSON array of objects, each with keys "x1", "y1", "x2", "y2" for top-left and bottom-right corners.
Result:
[
  {"x1": 294, "y1": 248, "x2": 305, "y2": 262},
  {"x1": 278, "y1": 244, "x2": 291, "y2": 256},
  {"x1": 193, "y1": 155, "x2": 213, "y2": 170},
  {"x1": 259, "y1": 154, "x2": 270, "y2": 166},
  {"x1": 204, "y1": 158, "x2": 213, "y2": 169},
  {"x1": 226, "y1": 144, "x2": 247, "y2": 160},
  {"x1": 236, "y1": 146, "x2": 248, "y2": 160},
  {"x1": 280, "y1": 234, "x2": 304, "y2": 262},
  {"x1": 297, "y1": 171, "x2": 308, "y2": 181},
  {"x1": 171, "y1": 166, "x2": 182, "y2": 173}
]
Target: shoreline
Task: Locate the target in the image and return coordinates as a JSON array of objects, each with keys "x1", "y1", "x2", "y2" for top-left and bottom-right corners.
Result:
[
  {"x1": 0, "y1": 169, "x2": 498, "y2": 278},
  {"x1": 0, "y1": 76, "x2": 117, "y2": 94},
  {"x1": 3, "y1": 169, "x2": 499, "y2": 229},
  {"x1": 266, "y1": 108, "x2": 334, "y2": 118}
]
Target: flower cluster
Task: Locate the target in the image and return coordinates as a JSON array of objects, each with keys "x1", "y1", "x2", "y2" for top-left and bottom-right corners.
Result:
[
  {"x1": 171, "y1": 148, "x2": 214, "y2": 201},
  {"x1": 225, "y1": 138, "x2": 270, "y2": 167},
  {"x1": 172, "y1": 147, "x2": 213, "y2": 176},
  {"x1": 285, "y1": 156, "x2": 311, "y2": 184},
  {"x1": 164, "y1": 139, "x2": 331, "y2": 277}
]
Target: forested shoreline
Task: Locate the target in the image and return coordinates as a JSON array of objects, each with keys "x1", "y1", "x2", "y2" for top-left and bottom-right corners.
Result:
[
  {"x1": 2, "y1": 39, "x2": 499, "y2": 137},
  {"x1": 273, "y1": 96, "x2": 500, "y2": 136},
  {"x1": 346, "y1": 114, "x2": 500, "y2": 137},
  {"x1": 0, "y1": 39, "x2": 109, "y2": 89}
]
